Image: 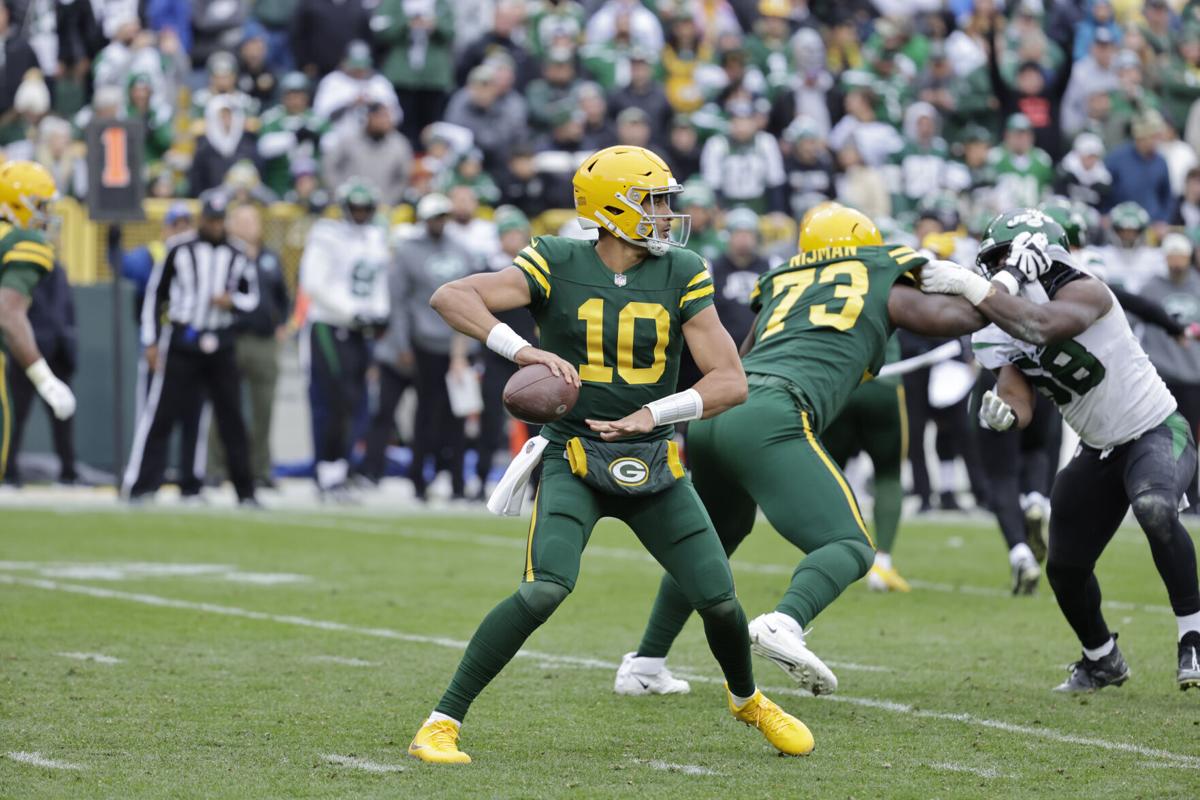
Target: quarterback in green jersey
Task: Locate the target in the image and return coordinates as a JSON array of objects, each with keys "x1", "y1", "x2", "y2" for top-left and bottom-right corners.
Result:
[
  {"x1": 616, "y1": 203, "x2": 986, "y2": 697},
  {"x1": 0, "y1": 161, "x2": 76, "y2": 482},
  {"x1": 408, "y1": 146, "x2": 814, "y2": 764}
]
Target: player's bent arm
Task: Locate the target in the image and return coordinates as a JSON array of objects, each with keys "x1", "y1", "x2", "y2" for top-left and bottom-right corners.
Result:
[
  {"x1": 995, "y1": 364, "x2": 1036, "y2": 429},
  {"x1": 0, "y1": 286, "x2": 42, "y2": 368},
  {"x1": 430, "y1": 267, "x2": 580, "y2": 385},
  {"x1": 976, "y1": 278, "x2": 1111, "y2": 347},
  {"x1": 887, "y1": 284, "x2": 987, "y2": 337},
  {"x1": 682, "y1": 305, "x2": 749, "y2": 417}
]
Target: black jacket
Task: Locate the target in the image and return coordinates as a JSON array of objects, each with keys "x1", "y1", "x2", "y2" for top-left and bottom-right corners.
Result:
[
  {"x1": 291, "y1": 0, "x2": 371, "y2": 78},
  {"x1": 234, "y1": 247, "x2": 290, "y2": 337},
  {"x1": 1, "y1": 33, "x2": 39, "y2": 111}
]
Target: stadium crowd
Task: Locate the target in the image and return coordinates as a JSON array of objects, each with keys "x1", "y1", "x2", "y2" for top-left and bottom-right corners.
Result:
[{"x1": 3, "y1": 0, "x2": 1200, "y2": 508}]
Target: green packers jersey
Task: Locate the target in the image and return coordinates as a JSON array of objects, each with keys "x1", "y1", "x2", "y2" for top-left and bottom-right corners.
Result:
[
  {"x1": 515, "y1": 236, "x2": 715, "y2": 445},
  {"x1": 0, "y1": 222, "x2": 54, "y2": 299},
  {"x1": 743, "y1": 244, "x2": 924, "y2": 431}
]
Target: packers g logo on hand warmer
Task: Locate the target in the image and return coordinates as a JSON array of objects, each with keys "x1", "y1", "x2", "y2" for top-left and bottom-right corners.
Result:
[{"x1": 609, "y1": 457, "x2": 649, "y2": 487}]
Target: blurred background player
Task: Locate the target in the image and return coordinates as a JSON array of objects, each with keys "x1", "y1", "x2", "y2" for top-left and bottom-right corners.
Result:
[
  {"x1": 299, "y1": 178, "x2": 389, "y2": 501},
  {"x1": 0, "y1": 161, "x2": 76, "y2": 485}
]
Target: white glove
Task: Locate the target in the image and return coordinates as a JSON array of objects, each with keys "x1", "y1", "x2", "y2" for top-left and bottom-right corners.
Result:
[
  {"x1": 1005, "y1": 231, "x2": 1051, "y2": 282},
  {"x1": 919, "y1": 259, "x2": 992, "y2": 305},
  {"x1": 26, "y1": 358, "x2": 77, "y2": 420},
  {"x1": 978, "y1": 389, "x2": 1015, "y2": 431}
]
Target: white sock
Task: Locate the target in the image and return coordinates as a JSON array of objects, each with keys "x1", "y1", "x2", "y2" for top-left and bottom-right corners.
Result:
[
  {"x1": 938, "y1": 460, "x2": 957, "y2": 492},
  {"x1": 730, "y1": 688, "x2": 757, "y2": 707},
  {"x1": 1177, "y1": 610, "x2": 1200, "y2": 641},
  {"x1": 1083, "y1": 637, "x2": 1115, "y2": 661},
  {"x1": 316, "y1": 459, "x2": 348, "y2": 490},
  {"x1": 426, "y1": 711, "x2": 461, "y2": 727},
  {"x1": 763, "y1": 610, "x2": 803, "y2": 637},
  {"x1": 874, "y1": 551, "x2": 893, "y2": 571},
  {"x1": 632, "y1": 655, "x2": 665, "y2": 674},
  {"x1": 1008, "y1": 542, "x2": 1035, "y2": 567}
]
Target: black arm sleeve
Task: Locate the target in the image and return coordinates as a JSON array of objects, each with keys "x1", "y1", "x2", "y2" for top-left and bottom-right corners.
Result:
[{"x1": 1111, "y1": 286, "x2": 1186, "y2": 336}]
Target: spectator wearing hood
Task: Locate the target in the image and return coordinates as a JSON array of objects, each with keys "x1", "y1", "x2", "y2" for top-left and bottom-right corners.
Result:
[
  {"x1": 1074, "y1": 0, "x2": 1122, "y2": 61},
  {"x1": 322, "y1": 101, "x2": 412, "y2": 207},
  {"x1": 987, "y1": 15, "x2": 1073, "y2": 160},
  {"x1": 258, "y1": 72, "x2": 330, "y2": 197},
  {"x1": 189, "y1": 95, "x2": 260, "y2": 196},
  {"x1": 1105, "y1": 111, "x2": 1174, "y2": 221},
  {"x1": 374, "y1": 0, "x2": 455, "y2": 144},
  {"x1": 1061, "y1": 26, "x2": 1120, "y2": 138},
  {"x1": 1055, "y1": 132, "x2": 1112, "y2": 209},
  {"x1": 585, "y1": 0, "x2": 664, "y2": 52},
  {"x1": 292, "y1": 0, "x2": 370, "y2": 79},
  {"x1": 312, "y1": 40, "x2": 402, "y2": 145},
  {"x1": 249, "y1": 0, "x2": 299, "y2": 71}
]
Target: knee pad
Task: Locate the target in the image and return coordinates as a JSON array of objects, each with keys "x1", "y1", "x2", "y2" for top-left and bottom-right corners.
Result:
[
  {"x1": 1046, "y1": 559, "x2": 1086, "y2": 590},
  {"x1": 695, "y1": 597, "x2": 741, "y2": 626},
  {"x1": 1130, "y1": 491, "x2": 1178, "y2": 544},
  {"x1": 516, "y1": 580, "x2": 570, "y2": 622},
  {"x1": 842, "y1": 537, "x2": 876, "y2": 579}
]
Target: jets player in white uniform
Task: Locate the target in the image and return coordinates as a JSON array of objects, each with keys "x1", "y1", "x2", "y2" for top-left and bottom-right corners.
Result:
[
  {"x1": 921, "y1": 208, "x2": 1200, "y2": 693},
  {"x1": 299, "y1": 178, "x2": 391, "y2": 500}
]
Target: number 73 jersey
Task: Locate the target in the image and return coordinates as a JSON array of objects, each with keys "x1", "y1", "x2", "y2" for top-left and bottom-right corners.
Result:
[
  {"x1": 516, "y1": 235, "x2": 716, "y2": 445},
  {"x1": 741, "y1": 244, "x2": 925, "y2": 432},
  {"x1": 972, "y1": 281, "x2": 1177, "y2": 449}
]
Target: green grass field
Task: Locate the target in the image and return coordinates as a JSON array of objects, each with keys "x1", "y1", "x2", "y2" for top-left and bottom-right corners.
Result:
[{"x1": 2, "y1": 503, "x2": 1198, "y2": 799}]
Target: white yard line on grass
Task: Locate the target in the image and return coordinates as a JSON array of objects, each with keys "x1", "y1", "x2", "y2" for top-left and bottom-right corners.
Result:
[
  {"x1": 56, "y1": 651, "x2": 121, "y2": 664},
  {"x1": 308, "y1": 655, "x2": 376, "y2": 667},
  {"x1": 6, "y1": 751, "x2": 83, "y2": 770},
  {"x1": 321, "y1": 754, "x2": 405, "y2": 773},
  {"x1": 632, "y1": 758, "x2": 721, "y2": 776},
  {"x1": 927, "y1": 761, "x2": 1008, "y2": 779},
  {"x1": 4, "y1": 573, "x2": 1199, "y2": 772}
]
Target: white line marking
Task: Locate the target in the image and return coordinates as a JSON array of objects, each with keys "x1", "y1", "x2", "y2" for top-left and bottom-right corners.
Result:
[
  {"x1": 928, "y1": 761, "x2": 1007, "y2": 779},
  {"x1": 309, "y1": 656, "x2": 376, "y2": 667},
  {"x1": 0, "y1": 561, "x2": 308, "y2": 586},
  {"x1": 56, "y1": 651, "x2": 121, "y2": 664},
  {"x1": 633, "y1": 758, "x2": 720, "y2": 776},
  {"x1": 6, "y1": 751, "x2": 83, "y2": 770},
  {"x1": 321, "y1": 754, "x2": 405, "y2": 773},
  {"x1": 5, "y1": 574, "x2": 1199, "y2": 771},
  {"x1": 222, "y1": 572, "x2": 309, "y2": 585}
]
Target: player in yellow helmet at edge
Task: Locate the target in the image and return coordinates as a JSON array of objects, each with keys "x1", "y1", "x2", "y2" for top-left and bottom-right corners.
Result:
[
  {"x1": 409, "y1": 145, "x2": 815, "y2": 763},
  {"x1": 613, "y1": 202, "x2": 991, "y2": 699},
  {"x1": 0, "y1": 161, "x2": 76, "y2": 482}
]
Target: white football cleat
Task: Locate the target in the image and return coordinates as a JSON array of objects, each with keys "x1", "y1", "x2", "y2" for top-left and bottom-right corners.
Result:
[
  {"x1": 613, "y1": 652, "x2": 691, "y2": 696},
  {"x1": 748, "y1": 612, "x2": 839, "y2": 696}
]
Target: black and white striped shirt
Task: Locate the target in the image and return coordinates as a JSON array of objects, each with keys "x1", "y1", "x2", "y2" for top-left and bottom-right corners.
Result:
[{"x1": 141, "y1": 232, "x2": 260, "y2": 347}]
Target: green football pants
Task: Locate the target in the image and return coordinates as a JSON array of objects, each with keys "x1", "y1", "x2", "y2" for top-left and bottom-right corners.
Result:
[
  {"x1": 435, "y1": 454, "x2": 756, "y2": 720},
  {"x1": 0, "y1": 353, "x2": 10, "y2": 483},
  {"x1": 821, "y1": 379, "x2": 906, "y2": 553},
  {"x1": 636, "y1": 383, "x2": 875, "y2": 658}
]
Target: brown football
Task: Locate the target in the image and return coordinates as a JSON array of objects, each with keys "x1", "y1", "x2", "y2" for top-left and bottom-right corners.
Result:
[{"x1": 503, "y1": 363, "x2": 579, "y2": 424}]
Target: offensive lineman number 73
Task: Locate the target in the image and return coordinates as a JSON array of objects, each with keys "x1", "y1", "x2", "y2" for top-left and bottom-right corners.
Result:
[{"x1": 760, "y1": 261, "x2": 869, "y2": 339}]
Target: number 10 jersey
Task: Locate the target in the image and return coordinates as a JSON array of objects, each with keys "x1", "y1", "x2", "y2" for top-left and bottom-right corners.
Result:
[
  {"x1": 972, "y1": 278, "x2": 1176, "y2": 449},
  {"x1": 516, "y1": 235, "x2": 715, "y2": 445}
]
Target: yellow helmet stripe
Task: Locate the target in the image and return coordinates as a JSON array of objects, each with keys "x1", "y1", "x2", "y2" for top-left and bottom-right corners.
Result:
[
  {"x1": 679, "y1": 284, "x2": 714, "y2": 308},
  {"x1": 520, "y1": 246, "x2": 551, "y2": 275},
  {"x1": 515, "y1": 259, "x2": 551, "y2": 296}
]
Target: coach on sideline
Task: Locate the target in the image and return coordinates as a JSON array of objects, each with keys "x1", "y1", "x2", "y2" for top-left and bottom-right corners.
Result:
[{"x1": 123, "y1": 193, "x2": 260, "y2": 506}]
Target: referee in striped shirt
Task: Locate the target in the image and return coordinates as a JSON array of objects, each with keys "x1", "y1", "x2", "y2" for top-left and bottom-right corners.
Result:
[{"x1": 124, "y1": 194, "x2": 259, "y2": 505}]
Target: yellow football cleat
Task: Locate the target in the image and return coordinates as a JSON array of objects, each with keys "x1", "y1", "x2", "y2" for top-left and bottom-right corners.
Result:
[
  {"x1": 408, "y1": 719, "x2": 471, "y2": 764},
  {"x1": 726, "y1": 685, "x2": 814, "y2": 756},
  {"x1": 867, "y1": 564, "x2": 912, "y2": 593}
]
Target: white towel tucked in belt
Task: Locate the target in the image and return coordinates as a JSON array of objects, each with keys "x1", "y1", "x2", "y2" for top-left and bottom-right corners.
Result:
[{"x1": 487, "y1": 435, "x2": 549, "y2": 516}]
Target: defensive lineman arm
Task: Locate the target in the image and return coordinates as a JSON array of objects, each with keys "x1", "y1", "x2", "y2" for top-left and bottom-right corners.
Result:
[{"x1": 431, "y1": 267, "x2": 747, "y2": 440}]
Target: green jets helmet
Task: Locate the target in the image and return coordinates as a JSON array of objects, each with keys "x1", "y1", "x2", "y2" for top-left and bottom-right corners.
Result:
[
  {"x1": 1039, "y1": 196, "x2": 1087, "y2": 248},
  {"x1": 337, "y1": 178, "x2": 379, "y2": 223},
  {"x1": 1110, "y1": 201, "x2": 1150, "y2": 232},
  {"x1": 976, "y1": 208, "x2": 1068, "y2": 275}
]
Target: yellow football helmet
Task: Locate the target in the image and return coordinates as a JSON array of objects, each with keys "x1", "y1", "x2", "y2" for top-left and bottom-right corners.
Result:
[
  {"x1": 797, "y1": 203, "x2": 882, "y2": 252},
  {"x1": 573, "y1": 146, "x2": 689, "y2": 256},
  {"x1": 0, "y1": 160, "x2": 58, "y2": 229}
]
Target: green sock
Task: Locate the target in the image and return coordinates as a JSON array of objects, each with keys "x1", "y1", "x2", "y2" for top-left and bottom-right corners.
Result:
[
  {"x1": 434, "y1": 591, "x2": 546, "y2": 721},
  {"x1": 776, "y1": 538, "x2": 874, "y2": 628},
  {"x1": 697, "y1": 598, "x2": 756, "y2": 698},
  {"x1": 635, "y1": 574, "x2": 696, "y2": 659},
  {"x1": 872, "y1": 471, "x2": 902, "y2": 554}
]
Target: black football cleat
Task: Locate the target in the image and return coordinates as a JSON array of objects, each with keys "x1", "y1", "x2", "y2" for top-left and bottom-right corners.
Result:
[
  {"x1": 1179, "y1": 631, "x2": 1200, "y2": 691},
  {"x1": 1054, "y1": 637, "x2": 1130, "y2": 693}
]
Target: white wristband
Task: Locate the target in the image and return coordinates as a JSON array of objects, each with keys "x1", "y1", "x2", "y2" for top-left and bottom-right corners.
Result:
[
  {"x1": 991, "y1": 270, "x2": 1021, "y2": 296},
  {"x1": 961, "y1": 271, "x2": 994, "y2": 306},
  {"x1": 25, "y1": 358, "x2": 53, "y2": 389},
  {"x1": 486, "y1": 322, "x2": 532, "y2": 362},
  {"x1": 644, "y1": 388, "x2": 704, "y2": 426}
]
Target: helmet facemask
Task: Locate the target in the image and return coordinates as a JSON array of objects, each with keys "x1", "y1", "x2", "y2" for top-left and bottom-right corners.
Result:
[{"x1": 597, "y1": 182, "x2": 691, "y2": 256}]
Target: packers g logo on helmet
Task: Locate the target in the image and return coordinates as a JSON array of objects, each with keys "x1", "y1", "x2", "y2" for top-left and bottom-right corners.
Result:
[
  {"x1": 573, "y1": 146, "x2": 690, "y2": 257},
  {"x1": 608, "y1": 457, "x2": 649, "y2": 487},
  {"x1": 0, "y1": 161, "x2": 58, "y2": 230}
]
